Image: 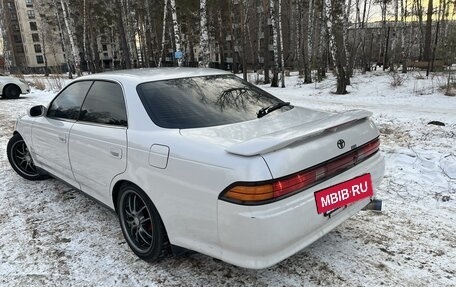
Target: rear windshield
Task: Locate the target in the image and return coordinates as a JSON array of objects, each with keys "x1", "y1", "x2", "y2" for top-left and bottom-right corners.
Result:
[{"x1": 136, "y1": 75, "x2": 290, "y2": 129}]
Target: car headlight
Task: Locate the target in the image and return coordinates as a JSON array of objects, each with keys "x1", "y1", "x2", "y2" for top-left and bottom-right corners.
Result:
[{"x1": 19, "y1": 78, "x2": 28, "y2": 85}]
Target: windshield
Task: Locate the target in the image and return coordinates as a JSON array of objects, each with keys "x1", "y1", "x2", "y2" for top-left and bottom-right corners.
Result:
[{"x1": 136, "y1": 75, "x2": 292, "y2": 129}]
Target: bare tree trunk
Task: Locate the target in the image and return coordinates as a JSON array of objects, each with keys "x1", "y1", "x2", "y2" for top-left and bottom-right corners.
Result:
[
  {"x1": 344, "y1": 0, "x2": 352, "y2": 81},
  {"x1": 199, "y1": 0, "x2": 210, "y2": 67},
  {"x1": 315, "y1": 0, "x2": 327, "y2": 80},
  {"x1": 360, "y1": 0, "x2": 370, "y2": 72},
  {"x1": 144, "y1": 0, "x2": 153, "y2": 67},
  {"x1": 158, "y1": 0, "x2": 169, "y2": 67},
  {"x1": 423, "y1": 0, "x2": 433, "y2": 62},
  {"x1": 278, "y1": 0, "x2": 285, "y2": 87},
  {"x1": 53, "y1": 0, "x2": 72, "y2": 78},
  {"x1": 302, "y1": 0, "x2": 312, "y2": 84},
  {"x1": 60, "y1": 0, "x2": 82, "y2": 76},
  {"x1": 269, "y1": 0, "x2": 279, "y2": 87},
  {"x1": 327, "y1": 0, "x2": 348, "y2": 94},
  {"x1": 241, "y1": 1, "x2": 248, "y2": 80},
  {"x1": 262, "y1": 0, "x2": 270, "y2": 84},
  {"x1": 401, "y1": 0, "x2": 408, "y2": 73},
  {"x1": 295, "y1": 0, "x2": 304, "y2": 77},
  {"x1": 170, "y1": 0, "x2": 183, "y2": 66},
  {"x1": 430, "y1": 4, "x2": 442, "y2": 72},
  {"x1": 424, "y1": 0, "x2": 433, "y2": 76},
  {"x1": 115, "y1": 0, "x2": 131, "y2": 69},
  {"x1": 416, "y1": 0, "x2": 425, "y2": 60},
  {"x1": 41, "y1": 32, "x2": 49, "y2": 76},
  {"x1": 216, "y1": 5, "x2": 225, "y2": 69}
]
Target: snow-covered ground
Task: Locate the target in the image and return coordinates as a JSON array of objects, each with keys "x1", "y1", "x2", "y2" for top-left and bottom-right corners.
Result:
[{"x1": 0, "y1": 71, "x2": 454, "y2": 286}]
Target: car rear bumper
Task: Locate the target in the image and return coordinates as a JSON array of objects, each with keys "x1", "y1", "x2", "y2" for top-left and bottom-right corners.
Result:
[{"x1": 217, "y1": 152, "x2": 385, "y2": 269}]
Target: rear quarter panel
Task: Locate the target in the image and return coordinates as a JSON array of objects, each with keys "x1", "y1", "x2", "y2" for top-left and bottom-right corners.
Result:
[{"x1": 114, "y1": 129, "x2": 273, "y2": 258}]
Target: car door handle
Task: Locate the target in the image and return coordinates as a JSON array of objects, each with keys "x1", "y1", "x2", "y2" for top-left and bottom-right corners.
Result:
[
  {"x1": 110, "y1": 148, "x2": 122, "y2": 159},
  {"x1": 58, "y1": 134, "x2": 66, "y2": 143}
]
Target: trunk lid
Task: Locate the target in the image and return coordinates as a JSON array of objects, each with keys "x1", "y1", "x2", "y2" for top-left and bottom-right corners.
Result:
[{"x1": 180, "y1": 106, "x2": 379, "y2": 178}]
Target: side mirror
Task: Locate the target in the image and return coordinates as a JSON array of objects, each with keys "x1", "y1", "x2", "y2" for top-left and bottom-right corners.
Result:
[{"x1": 28, "y1": 105, "x2": 47, "y2": 117}]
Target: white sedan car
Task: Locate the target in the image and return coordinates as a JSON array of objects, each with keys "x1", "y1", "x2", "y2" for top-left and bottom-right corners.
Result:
[
  {"x1": 0, "y1": 74, "x2": 30, "y2": 99},
  {"x1": 7, "y1": 68, "x2": 384, "y2": 269}
]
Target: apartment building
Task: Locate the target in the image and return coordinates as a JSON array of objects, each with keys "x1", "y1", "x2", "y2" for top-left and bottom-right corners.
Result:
[{"x1": 0, "y1": 0, "x2": 66, "y2": 73}]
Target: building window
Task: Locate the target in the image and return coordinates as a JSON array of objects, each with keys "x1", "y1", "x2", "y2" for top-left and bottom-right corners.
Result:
[
  {"x1": 25, "y1": 0, "x2": 33, "y2": 6},
  {"x1": 34, "y1": 44, "x2": 41, "y2": 53},
  {"x1": 32, "y1": 33, "x2": 39, "y2": 42},
  {"x1": 102, "y1": 44, "x2": 108, "y2": 51},
  {"x1": 11, "y1": 13, "x2": 17, "y2": 20},
  {"x1": 16, "y1": 45, "x2": 25, "y2": 54},
  {"x1": 36, "y1": 55, "x2": 44, "y2": 64},
  {"x1": 30, "y1": 22, "x2": 37, "y2": 31},
  {"x1": 27, "y1": 10, "x2": 35, "y2": 19},
  {"x1": 12, "y1": 24, "x2": 20, "y2": 31},
  {"x1": 103, "y1": 52, "x2": 109, "y2": 58},
  {"x1": 13, "y1": 34, "x2": 22, "y2": 43}
]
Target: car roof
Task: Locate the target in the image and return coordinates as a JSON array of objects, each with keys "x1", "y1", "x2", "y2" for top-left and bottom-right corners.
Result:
[{"x1": 76, "y1": 67, "x2": 232, "y2": 85}]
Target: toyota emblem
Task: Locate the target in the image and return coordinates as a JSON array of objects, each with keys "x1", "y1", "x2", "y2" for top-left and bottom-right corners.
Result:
[{"x1": 337, "y1": 139, "x2": 345, "y2": 149}]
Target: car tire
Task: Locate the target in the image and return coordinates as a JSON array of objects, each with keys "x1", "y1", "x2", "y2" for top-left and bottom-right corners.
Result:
[
  {"x1": 117, "y1": 183, "x2": 169, "y2": 262},
  {"x1": 2, "y1": 85, "x2": 21, "y2": 99},
  {"x1": 7, "y1": 134, "x2": 49, "y2": 180}
]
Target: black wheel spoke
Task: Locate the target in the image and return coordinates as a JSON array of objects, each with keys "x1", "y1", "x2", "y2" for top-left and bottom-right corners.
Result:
[
  {"x1": 128, "y1": 194, "x2": 135, "y2": 215},
  {"x1": 140, "y1": 216, "x2": 151, "y2": 225},
  {"x1": 16, "y1": 154, "x2": 25, "y2": 161},
  {"x1": 10, "y1": 140, "x2": 39, "y2": 177},
  {"x1": 126, "y1": 219, "x2": 134, "y2": 226},
  {"x1": 138, "y1": 228, "x2": 152, "y2": 244},
  {"x1": 135, "y1": 228, "x2": 140, "y2": 242},
  {"x1": 120, "y1": 189, "x2": 157, "y2": 253},
  {"x1": 130, "y1": 223, "x2": 137, "y2": 236},
  {"x1": 133, "y1": 194, "x2": 138, "y2": 213},
  {"x1": 137, "y1": 205, "x2": 146, "y2": 214},
  {"x1": 125, "y1": 209, "x2": 133, "y2": 217}
]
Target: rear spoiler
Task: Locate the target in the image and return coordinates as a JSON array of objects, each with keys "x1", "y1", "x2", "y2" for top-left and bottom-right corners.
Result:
[{"x1": 225, "y1": 110, "x2": 372, "y2": 156}]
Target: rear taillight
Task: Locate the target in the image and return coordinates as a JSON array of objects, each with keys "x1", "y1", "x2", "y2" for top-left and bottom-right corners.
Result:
[{"x1": 220, "y1": 137, "x2": 380, "y2": 205}]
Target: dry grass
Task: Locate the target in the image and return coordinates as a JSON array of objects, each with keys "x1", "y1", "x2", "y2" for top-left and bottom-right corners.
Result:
[
  {"x1": 29, "y1": 75, "x2": 46, "y2": 90},
  {"x1": 46, "y1": 74, "x2": 65, "y2": 91},
  {"x1": 389, "y1": 72, "x2": 406, "y2": 87},
  {"x1": 441, "y1": 83, "x2": 456, "y2": 96}
]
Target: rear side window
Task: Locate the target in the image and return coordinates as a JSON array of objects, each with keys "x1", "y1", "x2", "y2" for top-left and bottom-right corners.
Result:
[
  {"x1": 136, "y1": 75, "x2": 288, "y2": 129},
  {"x1": 79, "y1": 81, "x2": 127, "y2": 126},
  {"x1": 47, "y1": 81, "x2": 93, "y2": 120}
]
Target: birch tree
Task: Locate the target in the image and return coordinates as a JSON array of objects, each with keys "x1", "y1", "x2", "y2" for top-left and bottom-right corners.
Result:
[
  {"x1": 199, "y1": 0, "x2": 210, "y2": 67},
  {"x1": 49, "y1": 0, "x2": 72, "y2": 78},
  {"x1": 158, "y1": 0, "x2": 169, "y2": 67},
  {"x1": 170, "y1": 0, "x2": 183, "y2": 66},
  {"x1": 269, "y1": 0, "x2": 279, "y2": 87},
  {"x1": 326, "y1": 0, "x2": 349, "y2": 94},
  {"x1": 262, "y1": 0, "x2": 271, "y2": 84},
  {"x1": 60, "y1": 0, "x2": 82, "y2": 76},
  {"x1": 278, "y1": 0, "x2": 285, "y2": 87}
]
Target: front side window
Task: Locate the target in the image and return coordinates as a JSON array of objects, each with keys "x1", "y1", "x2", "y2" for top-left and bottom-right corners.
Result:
[
  {"x1": 48, "y1": 81, "x2": 93, "y2": 120},
  {"x1": 136, "y1": 75, "x2": 289, "y2": 129},
  {"x1": 79, "y1": 81, "x2": 127, "y2": 126}
]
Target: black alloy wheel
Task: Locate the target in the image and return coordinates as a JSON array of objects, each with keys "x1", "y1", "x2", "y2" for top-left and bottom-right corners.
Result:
[
  {"x1": 7, "y1": 134, "x2": 48, "y2": 180},
  {"x1": 117, "y1": 184, "x2": 168, "y2": 261},
  {"x1": 2, "y1": 85, "x2": 21, "y2": 99}
]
